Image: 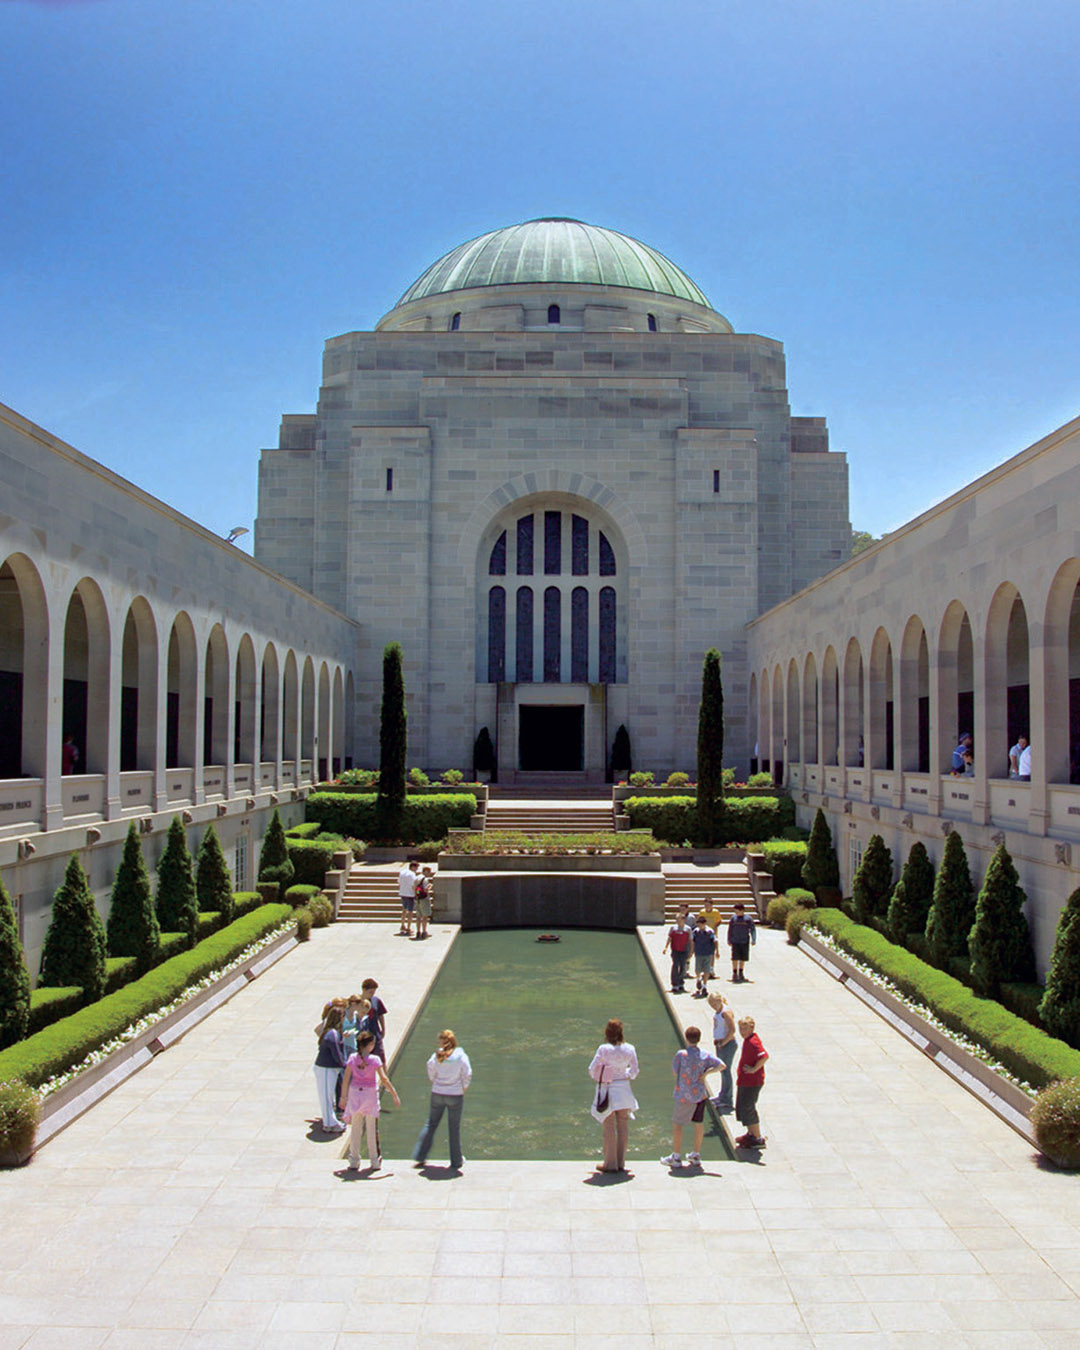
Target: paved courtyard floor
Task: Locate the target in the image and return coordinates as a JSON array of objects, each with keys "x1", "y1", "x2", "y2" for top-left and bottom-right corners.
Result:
[{"x1": 3, "y1": 918, "x2": 1080, "y2": 1348}]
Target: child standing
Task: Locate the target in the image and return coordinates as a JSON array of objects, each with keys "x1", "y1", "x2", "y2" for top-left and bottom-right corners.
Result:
[
  {"x1": 661, "y1": 1025, "x2": 723, "y2": 1168},
  {"x1": 726, "y1": 902, "x2": 757, "y2": 982},
  {"x1": 361, "y1": 978, "x2": 387, "y2": 1062},
  {"x1": 339, "y1": 1030, "x2": 400, "y2": 1171},
  {"x1": 734, "y1": 1016, "x2": 769, "y2": 1148},
  {"x1": 691, "y1": 916, "x2": 718, "y2": 997},
  {"x1": 707, "y1": 991, "x2": 737, "y2": 1113},
  {"x1": 663, "y1": 914, "x2": 693, "y2": 993}
]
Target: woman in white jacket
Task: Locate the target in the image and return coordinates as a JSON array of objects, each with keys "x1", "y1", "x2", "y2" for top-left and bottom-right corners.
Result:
[
  {"x1": 589, "y1": 1018, "x2": 639, "y2": 1175},
  {"x1": 412, "y1": 1028, "x2": 472, "y2": 1172}
]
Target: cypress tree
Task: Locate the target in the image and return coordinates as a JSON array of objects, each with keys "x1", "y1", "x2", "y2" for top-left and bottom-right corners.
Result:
[
  {"x1": 156, "y1": 816, "x2": 199, "y2": 949},
  {"x1": 851, "y1": 833, "x2": 894, "y2": 924},
  {"x1": 696, "y1": 649, "x2": 725, "y2": 846},
  {"x1": 801, "y1": 808, "x2": 840, "y2": 896},
  {"x1": 196, "y1": 823, "x2": 234, "y2": 925},
  {"x1": 0, "y1": 870, "x2": 30, "y2": 1048},
  {"x1": 38, "y1": 853, "x2": 107, "y2": 1002},
  {"x1": 473, "y1": 726, "x2": 496, "y2": 778},
  {"x1": 925, "y1": 829, "x2": 975, "y2": 968},
  {"x1": 968, "y1": 844, "x2": 1036, "y2": 997},
  {"x1": 886, "y1": 840, "x2": 935, "y2": 944},
  {"x1": 611, "y1": 724, "x2": 632, "y2": 777},
  {"x1": 377, "y1": 642, "x2": 407, "y2": 832},
  {"x1": 257, "y1": 807, "x2": 295, "y2": 889},
  {"x1": 106, "y1": 822, "x2": 160, "y2": 972},
  {"x1": 1040, "y1": 886, "x2": 1080, "y2": 1045}
]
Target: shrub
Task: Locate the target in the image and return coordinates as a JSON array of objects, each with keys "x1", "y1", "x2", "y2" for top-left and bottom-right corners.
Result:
[
  {"x1": 305, "y1": 792, "x2": 477, "y2": 844},
  {"x1": 284, "y1": 884, "x2": 322, "y2": 908},
  {"x1": 378, "y1": 642, "x2": 407, "y2": 817},
  {"x1": 285, "y1": 821, "x2": 323, "y2": 840},
  {"x1": 766, "y1": 895, "x2": 796, "y2": 927},
  {"x1": 295, "y1": 908, "x2": 313, "y2": 942},
  {"x1": 0, "y1": 905, "x2": 292, "y2": 1088},
  {"x1": 255, "y1": 882, "x2": 280, "y2": 905},
  {"x1": 887, "y1": 841, "x2": 935, "y2": 945},
  {"x1": 409, "y1": 767, "x2": 430, "y2": 787},
  {"x1": 310, "y1": 896, "x2": 334, "y2": 928},
  {"x1": 610, "y1": 724, "x2": 631, "y2": 776},
  {"x1": 801, "y1": 809, "x2": 840, "y2": 896},
  {"x1": 439, "y1": 769, "x2": 462, "y2": 785},
  {"x1": 804, "y1": 908, "x2": 1080, "y2": 1089},
  {"x1": 786, "y1": 906, "x2": 813, "y2": 944},
  {"x1": 925, "y1": 830, "x2": 975, "y2": 968},
  {"x1": 784, "y1": 887, "x2": 816, "y2": 908},
  {"x1": 1040, "y1": 887, "x2": 1080, "y2": 1046},
  {"x1": 156, "y1": 817, "x2": 199, "y2": 951},
  {"x1": 0, "y1": 872, "x2": 30, "y2": 1049},
  {"x1": 1031, "y1": 1078, "x2": 1080, "y2": 1169},
  {"x1": 28, "y1": 986, "x2": 83, "y2": 1036},
  {"x1": 232, "y1": 891, "x2": 264, "y2": 919},
  {"x1": 445, "y1": 830, "x2": 658, "y2": 856},
  {"x1": 696, "y1": 648, "x2": 725, "y2": 846},
  {"x1": 414, "y1": 838, "x2": 446, "y2": 861},
  {"x1": 622, "y1": 796, "x2": 794, "y2": 846},
  {"x1": 257, "y1": 808, "x2": 295, "y2": 890},
  {"x1": 623, "y1": 795, "x2": 695, "y2": 842},
  {"x1": 288, "y1": 835, "x2": 348, "y2": 887},
  {"x1": 0, "y1": 1079, "x2": 41, "y2": 1165},
  {"x1": 196, "y1": 824, "x2": 234, "y2": 926},
  {"x1": 628, "y1": 771, "x2": 654, "y2": 787},
  {"x1": 105, "y1": 956, "x2": 139, "y2": 995},
  {"x1": 747, "y1": 840, "x2": 809, "y2": 894},
  {"x1": 851, "y1": 834, "x2": 893, "y2": 924},
  {"x1": 473, "y1": 727, "x2": 496, "y2": 776},
  {"x1": 722, "y1": 768, "x2": 736, "y2": 787},
  {"x1": 747, "y1": 772, "x2": 774, "y2": 788},
  {"x1": 337, "y1": 768, "x2": 378, "y2": 788},
  {"x1": 106, "y1": 823, "x2": 160, "y2": 974},
  {"x1": 665, "y1": 772, "x2": 691, "y2": 787},
  {"x1": 969, "y1": 844, "x2": 1036, "y2": 997},
  {"x1": 999, "y1": 981, "x2": 1045, "y2": 1029},
  {"x1": 39, "y1": 854, "x2": 108, "y2": 1004},
  {"x1": 722, "y1": 796, "x2": 795, "y2": 842}
]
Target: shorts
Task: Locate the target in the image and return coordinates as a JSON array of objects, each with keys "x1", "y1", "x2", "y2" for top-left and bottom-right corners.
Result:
[
  {"x1": 672, "y1": 1097, "x2": 708, "y2": 1126},
  {"x1": 694, "y1": 953, "x2": 715, "y2": 976},
  {"x1": 735, "y1": 1084, "x2": 761, "y2": 1126},
  {"x1": 417, "y1": 893, "x2": 432, "y2": 918},
  {"x1": 730, "y1": 941, "x2": 750, "y2": 963},
  {"x1": 400, "y1": 896, "x2": 416, "y2": 913}
]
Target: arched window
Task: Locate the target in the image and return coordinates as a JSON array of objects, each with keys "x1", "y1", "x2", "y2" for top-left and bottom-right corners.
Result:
[
  {"x1": 544, "y1": 511, "x2": 561, "y2": 574},
  {"x1": 571, "y1": 587, "x2": 588, "y2": 682},
  {"x1": 599, "y1": 532, "x2": 616, "y2": 577},
  {"x1": 488, "y1": 530, "x2": 506, "y2": 575},
  {"x1": 516, "y1": 587, "x2": 533, "y2": 681},
  {"x1": 516, "y1": 515, "x2": 534, "y2": 575},
  {"x1": 647, "y1": 313, "x2": 657, "y2": 332},
  {"x1": 450, "y1": 312, "x2": 461, "y2": 331},
  {"x1": 547, "y1": 303, "x2": 561, "y2": 324},
  {"x1": 599, "y1": 587, "x2": 616, "y2": 683},
  {"x1": 571, "y1": 515, "x2": 588, "y2": 575},
  {"x1": 487, "y1": 587, "x2": 506, "y2": 682},
  {"x1": 544, "y1": 587, "x2": 561, "y2": 681}
]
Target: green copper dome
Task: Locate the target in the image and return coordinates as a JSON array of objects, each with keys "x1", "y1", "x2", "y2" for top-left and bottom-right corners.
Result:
[{"x1": 397, "y1": 218, "x2": 712, "y2": 309}]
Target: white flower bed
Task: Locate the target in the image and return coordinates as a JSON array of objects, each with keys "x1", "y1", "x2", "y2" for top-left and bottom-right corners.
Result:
[{"x1": 807, "y1": 927, "x2": 1039, "y2": 1099}]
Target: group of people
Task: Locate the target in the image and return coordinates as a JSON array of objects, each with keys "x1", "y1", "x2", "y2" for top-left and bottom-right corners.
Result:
[
  {"x1": 951, "y1": 730, "x2": 1034, "y2": 780},
  {"x1": 397, "y1": 860, "x2": 435, "y2": 938},
  {"x1": 588, "y1": 1009, "x2": 769, "y2": 1174},
  {"x1": 313, "y1": 984, "x2": 471, "y2": 1173},
  {"x1": 663, "y1": 899, "x2": 757, "y2": 995}
]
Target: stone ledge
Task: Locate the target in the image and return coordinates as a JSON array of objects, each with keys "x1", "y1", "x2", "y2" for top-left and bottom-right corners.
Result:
[{"x1": 438, "y1": 853, "x2": 662, "y2": 873}]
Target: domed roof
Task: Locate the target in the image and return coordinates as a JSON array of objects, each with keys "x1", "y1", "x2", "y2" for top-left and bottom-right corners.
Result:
[{"x1": 396, "y1": 218, "x2": 712, "y2": 309}]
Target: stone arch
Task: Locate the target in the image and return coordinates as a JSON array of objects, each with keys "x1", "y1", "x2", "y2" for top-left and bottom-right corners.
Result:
[
  {"x1": 843, "y1": 637, "x2": 864, "y2": 767},
  {"x1": 234, "y1": 633, "x2": 257, "y2": 767},
  {"x1": 0, "y1": 552, "x2": 49, "y2": 778},
  {"x1": 260, "y1": 642, "x2": 281, "y2": 764},
  {"x1": 868, "y1": 626, "x2": 894, "y2": 771},
  {"x1": 344, "y1": 670, "x2": 356, "y2": 770},
  {"x1": 282, "y1": 649, "x2": 300, "y2": 763},
  {"x1": 821, "y1": 645, "x2": 839, "y2": 766},
  {"x1": 332, "y1": 667, "x2": 345, "y2": 777},
  {"x1": 772, "y1": 664, "x2": 785, "y2": 780},
  {"x1": 759, "y1": 666, "x2": 771, "y2": 772},
  {"x1": 120, "y1": 596, "x2": 158, "y2": 772},
  {"x1": 204, "y1": 624, "x2": 230, "y2": 767},
  {"x1": 318, "y1": 661, "x2": 331, "y2": 779},
  {"x1": 939, "y1": 600, "x2": 974, "y2": 771},
  {"x1": 985, "y1": 582, "x2": 1029, "y2": 780},
  {"x1": 166, "y1": 612, "x2": 198, "y2": 769},
  {"x1": 898, "y1": 615, "x2": 930, "y2": 773},
  {"x1": 802, "y1": 652, "x2": 818, "y2": 765},
  {"x1": 748, "y1": 672, "x2": 759, "y2": 772},
  {"x1": 1042, "y1": 559, "x2": 1080, "y2": 784},
  {"x1": 786, "y1": 658, "x2": 801, "y2": 764},
  {"x1": 62, "y1": 577, "x2": 111, "y2": 775},
  {"x1": 301, "y1": 656, "x2": 316, "y2": 766}
]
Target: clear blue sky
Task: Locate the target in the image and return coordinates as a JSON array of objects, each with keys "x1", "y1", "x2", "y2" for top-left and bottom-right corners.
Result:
[{"x1": 2, "y1": 0, "x2": 1077, "y2": 549}]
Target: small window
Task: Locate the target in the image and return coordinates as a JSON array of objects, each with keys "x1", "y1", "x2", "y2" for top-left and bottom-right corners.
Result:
[
  {"x1": 450, "y1": 312, "x2": 461, "y2": 331},
  {"x1": 386, "y1": 467, "x2": 393, "y2": 492},
  {"x1": 544, "y1": 510, "x2": 561, "y2": 575},
  {"x1": 234, "y1": 836, "x2": 248, "y2": 891},
  {"x1": 547, "y1": 303, "x2": 561, "y2": 324},
  {"x1": 516, "y1": 515, "x2": 534, "y2": 575},
  {"x1": 489, "y1": 530, "x2": 507, "y2": 575},
  {"x1": 599, "y1": 531, "x2": 616, "y2": 577},
  {"x1": 713, "y1": 469, "x2": 720, "y2": 494},
  {"x1": 647, "y1": 313, "x2": 657, "y2": 332}
]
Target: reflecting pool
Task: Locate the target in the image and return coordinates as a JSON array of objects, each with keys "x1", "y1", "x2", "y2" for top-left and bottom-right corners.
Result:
[{"x1": 375, "y1": 928, "x2": 729, "y2": 1161}]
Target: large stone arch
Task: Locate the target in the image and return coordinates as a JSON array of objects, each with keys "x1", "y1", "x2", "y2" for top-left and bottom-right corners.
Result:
[
  {"x1": 62, "y1": 577, "x2": 111, "y2": 775},
  {"x1": 843, "y1": 637, "x2": 864, "y2": 768},
  {"x1": 234, "y1": 633, "x2": 257, "y2": 767},
  {"x1": 166, "y1": 611, "x2": 198, "y2": 769},
  {"x1": 120, "y1": 596, "x2": 158, "y2": 773},
  {"x1": 260, "y1": 642, "x2": 281, "y2": 765},
  {"x1": 821, "y1": 645, "x2": 839, "y2": 766},
  {"x1": 801, "y1": 652, "x2": 818, "y2": 766},
  {"x1": 898, "y1": 615, "x2": 929, "y2": 773},
  {"x1": 868, "y1": 626, "x2": 894, "y2": 771},
  {"x1": 204, "y1": 624, "x2": 230, "y2": 768},
  {"x1": 1042, "y1": 559, "x2": 1080, "y2": 784},
  {"x1": 939, "y1": 599, "x2": 974, "y2": 770},
  {"x1": 984, "y1": 582, "x2": 1029, "y2": 780},
  {"x1": 0, "y1": 552, "x2": 49, "y2": 778}
]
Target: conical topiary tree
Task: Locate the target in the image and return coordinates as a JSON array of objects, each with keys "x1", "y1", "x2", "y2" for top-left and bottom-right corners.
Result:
[
  {"x1": 473, "y1": 726, "x2": 496, "y2": 779},
  {"x1": 886, "y1": 840, "x2": 935, "y2": 945},
  {"x1": 0, "y1": 870, "x2": 30, "y2": 1048},
  {"x1": 38, "y1": 853, "x2": 107, "y2": 1002},
  {"x1": 377, "y1": 642, "x2": 407, "y2": 827},
  {"x1": 156, "y1": 817, "x2": 199, "y2": 949},
  {"x1": 801, "y1": 808, "x2": 840, "y2": 898},
  {"x1": 968, "y1": 843, "x2": 1036, "y2": 997},
  {"x1": 610, "y1": 724, "x2": 632, "y2": 778},
  {"x1": 925, "y1": 829, "x2": 975, "y2": 969},
  {"x1": 851, "y1": 833, "x2": 894, "y2": 925},
  {"x1": 106, "y1": 822, "x2": 160, "y2": 973},
  {"x1": 696, "y1": 649, "x2": 725, "y2": 846},
  {"x1": 196, "y1": 823, "x2": 234, "y2": 925},
  {"x1": 257, "y1": 807, "x2": 294, "y2": 890},
  {"x1": 1040, "y1": 887, "x2": 1080, "y2": 1045}
]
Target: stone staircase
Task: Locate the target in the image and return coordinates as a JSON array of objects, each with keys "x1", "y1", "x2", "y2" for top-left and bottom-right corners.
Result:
[
  {"x1": 662, "y1": 863, "x2": 758, "y2": 923},
  {"x1": 337, "y1": 866, "x2": 403, "y2": 923},
  {"x1": 483, "y1": 801, "x2": 615, "y2": 834}
]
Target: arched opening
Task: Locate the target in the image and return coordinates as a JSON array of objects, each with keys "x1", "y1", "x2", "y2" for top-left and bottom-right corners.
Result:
[
  {"x1": 547, "y1": 303, "x2": 560, "y2": 324},
  {"x1": 234, "y1": 634, "x2": 257, "y2": 768},
  {"x1": 1042, "y1": 560, "x2": 1080, "y2": 784},
  {"x1": 332, "y1": 667, "x2": 345, "y2": 777},
  {"x1": 487, "y1": 586, "x2": 506, "y2": 681},
  {"x1": 260, "y1": 643, "x2": 281, "y2": 766},
  {"x1": 62, "y1": 579, "x2": 111, "y2": 775},
  {"x1": 0, "y1": 554, "x2": 49, "y2": 778},
  {"x1": 938, "y1": 601, "x2": 974, "y2": 773},
  {"x1": 450, "y1": 312, "x2": 461, "y2": 331},
  {"x1": 301, "y1": 656, "x2": 316, "y2": 769},
  {"x1": 801, "y1": 653, "x2": 818, "y2": 766},
  {"x1": 772, "y1": 666, "x2": 785, "y2": 781},
  {"x1": 748, "y1": 673, "x2": 759, "y2": 773},
  {"x1": 898, "y1": 617, "x2": 930, "y2": 773},
  {"x1": 203, "y1": 625, "x2": 229, "y2": 768},
  {"x1": 344, "y1": 670, "x2": 356, "y2": 771},
  {"x1": 282, "y1": 650, "x2": 299, "y2": 764},
  {"x1": 868, "y1": 627, "x2": 894, "y2": 771},
  {"x1": 786, "y1": 660, "x2": 801, "y2": 765},
  {"x1": 647, "y1": 313, "x2": 657, "y2": 332},
  {"x1": 843, "y1": 638, "x2": 864, "y2": 767},
  {"x1": 759, "y1": 667, "x2": 771, "y2": 773},
  {"x1": 515, "y1": 587, "x2": 533, "y2": 682},
  {"x1": 543, "y1": 587, "x2": 561, "y2": 682},
  {"x1": 984, "y1": 585, "x2": 1029, "y2": 780},
  {"x1": 166, "y1": 613, "x2": 198, "y2": 769},
  {"x1": 318, "y1": 662, "x2": 331, "y2": 779},
  {"x1": 821, "y1": 646, "x2": 839, "y2": 766},
  {"x1": 121, "y1": 598, "x2": 158, "y2": 772}
]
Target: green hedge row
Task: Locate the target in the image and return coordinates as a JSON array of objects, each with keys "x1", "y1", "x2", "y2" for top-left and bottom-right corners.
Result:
[
  {"x1": 0, "y1": 904, "x2": 293, "y2": 1088},
  {"x1": 805, "y1": 908, "x2": 1080, "y2": 1089},
  {"x1": 287, "y1": 835, "x2": 350, "y2": 886},
  {"x1": 306, "y1": 792, "x2": 477, "y2": 843},
  {"x1": 285, "y1": 821, "x2": 324, "y2": 840},
  {"x1": 747, "y1": 839, "x2": 810, "y2": 894},
  {"x1": 623, "y1": 795, "x2": 796, "y2": 845}
]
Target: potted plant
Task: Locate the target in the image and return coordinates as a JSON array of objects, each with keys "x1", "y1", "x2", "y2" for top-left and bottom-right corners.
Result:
[{"x1": 0, "y1": 1079, "x2": 41, "y2": 1167}]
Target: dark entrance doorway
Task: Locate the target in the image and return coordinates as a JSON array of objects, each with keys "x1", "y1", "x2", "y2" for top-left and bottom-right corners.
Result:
[{"x1": 519, "y1": 705, "x2": 583, "y2": 771}]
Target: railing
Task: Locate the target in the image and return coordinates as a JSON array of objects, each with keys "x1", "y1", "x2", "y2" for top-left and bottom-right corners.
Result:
[
  {"x1": 988, "y1": 779, "x2": 1030, "y2": 829},
  {"x1": 61, "y1": 774, "x2": 105, "y2": 818},
  {"x1": 902, "y1": 773, "x2": 932, "y2": 812},
  {"x1": 259, "y1": 761, "x2": 276, "y2": 786},
  {"x1": 871, "y1": 770, "x2": 897, "y2": 802},
  {"x1": 940, "y1": 776, "x2": 974, "y2": 818},
  {"x1": 0, "y1": 778, "x2": 42, "y2": 834},
  {"x1": 166, "y1": 768, "x2": 194, "y2": 802},
  {"x1": 300, "y1": 759, "x2": 313, "y2": 781},
  {"x1": 1048, "y1": 785, "x2": 1080, "y2": 838},
  {"x1": 281, "y1": 763, "x2": 297, "y2": 786},
  {"x1": 118, "y1": 771, "x2": 154, "y2": 810},
  {"x1": 233, "y1": 764, "x2": 253, "y2": 792},
  {"x1": 202, "y1": 765, "x2": 226, "y2": 798}
]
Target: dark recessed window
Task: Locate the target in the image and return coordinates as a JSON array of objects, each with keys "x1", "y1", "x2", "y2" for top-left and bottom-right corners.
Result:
[
  {"x1": 599, "y1": 587, "x2": 616, "y2": 683},
  {"x1": 713, "y1": 469, "x2": 720, "y2": 494},
  {"x1": 571, "y1": 587, "x2": 588, "y2": 682},
  {"x1": 516, "y1": 515, "x2": 534, "y2": 575},
  {"x1": 599, "y1": 531, "x2": 616, "y2": 577},
  {"x1": 543, "y1": 587, "x2": 561, "y2": 682},
  {"x1": 489, "y1": 530, "x2": 507, "y2": 575},
  {"x1": 571, "y1": 514, "x2": 589, "y2": 575},
  {"x1": 487, "y1": 587, "x2": 506, "y2": 682},
  {"x1": 647, "y1": 313, "x2": 657, "y2": 332},
  {"x1": 516, "y1": 587, "x2": 533, "y2": 682},
  {"x1": 386, "y1": 467, "x2": 393, "y2": 492},
  {"x1": 544, "y1": 510, "x2": 561, "y2": 574},
  {"x1": 450, "y1": 312, "x2": 461, "y2": 331},
  {"x1": 547, "y1": 303, "x2": 561, "y2": 324}
]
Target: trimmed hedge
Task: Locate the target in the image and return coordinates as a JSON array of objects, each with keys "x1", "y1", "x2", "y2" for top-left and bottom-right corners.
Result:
[
  {"x1": 285, "y1": 821, "x2": 324, "y2": 840},
  {"x1": 232, "y1": 892, "x2": 264, "y2": 918},
  {"x1": 747, "y1": 839, "x2": 809, "y2": 894},
  {"x1": 28, "y1": 986, "x2": 83, "y2": 1036},
  {"x1": 306, "y1": 792, "x2": 477, "y2": 843},
  {"x1": 0, "y1": 905, "x2": 292, "y2": 1088},
  {"x1": 105, "y1": 956, "x2": 138, "y2": 996},
  {"x1": 288, "y1": 836, "x2": 348, "y2": 887},
  {"x1": 285, "y1": 884, "x2": 322, "y2": 908},
  {"x1": 805, "y1": 908, "x2": 1080, "y2": 1089},
  {"x1": 623, "y1": 796, "x2": 795, "y2": 845}
]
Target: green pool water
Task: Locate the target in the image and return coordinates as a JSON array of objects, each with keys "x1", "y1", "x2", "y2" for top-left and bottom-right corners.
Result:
[{"x1": 374, "y1": 928, "x2": 730, "y2": 1162}]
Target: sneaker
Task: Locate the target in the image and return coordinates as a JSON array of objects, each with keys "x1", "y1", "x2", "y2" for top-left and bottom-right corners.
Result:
[
  {"x1": 734, "y1": 1133, "x2": 752, "y2": 1146},
  {"x1": 748, "y1": 1136, "x2": 767, "y2": 1148},
  {"x1": 686, "y1": 1151, "x2": 702, "y2": 1166},
  {"x1": 660, "y1": 1152, "x2": 683, "y2": 1167},
  {"x1": 371, "y1": 1156, "x2": 382, "y2": 1170}
]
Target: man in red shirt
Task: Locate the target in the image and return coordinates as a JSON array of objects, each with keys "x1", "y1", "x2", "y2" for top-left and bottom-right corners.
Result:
[
  {"x1": 734, "y1": 1016, "x2": 768, "y2": 1148},
  {"x1": 663, "y1": 915, "x2": 693, "y2": 993}
]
